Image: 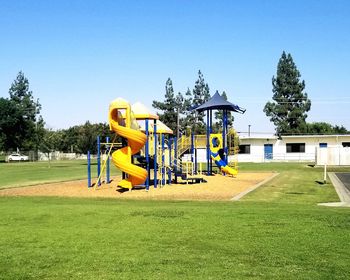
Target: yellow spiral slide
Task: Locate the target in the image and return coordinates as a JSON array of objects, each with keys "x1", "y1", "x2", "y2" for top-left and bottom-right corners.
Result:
[{"x1": 109, "y1": 98, "x2": 147, "y2": 189}]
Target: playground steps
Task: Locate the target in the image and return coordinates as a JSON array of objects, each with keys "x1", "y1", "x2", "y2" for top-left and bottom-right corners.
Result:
[{"x1": 177, "y1": 136, "x2": 191, "y2": 156}]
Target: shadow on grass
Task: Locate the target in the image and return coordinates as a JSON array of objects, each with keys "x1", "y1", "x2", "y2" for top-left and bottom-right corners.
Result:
[
  {"x1": 315, "y1": 180, "x2": 326, "y2": 185},
  {"x1": 81, "y1": 162, "x2": 97, "y2": 166},
  {"x1": 285, "y1": 192, "x2": 305, "y2": 195}
]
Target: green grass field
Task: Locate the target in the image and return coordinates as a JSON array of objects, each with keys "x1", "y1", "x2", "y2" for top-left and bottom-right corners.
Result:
[
  {"x1": 0, "y1": 162, "x2": 350, "y2": 279},
  {"x1": 0, "y1": 160, "x2": 89, "y2": 189},
  {"x1": 0, "y1": 160, "x2": 120, "y2": 189}
]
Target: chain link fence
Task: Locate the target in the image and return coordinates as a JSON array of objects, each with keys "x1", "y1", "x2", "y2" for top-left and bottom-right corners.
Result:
[{"x1": 0, "y1": 151, "x2": 88, "y2": 162}]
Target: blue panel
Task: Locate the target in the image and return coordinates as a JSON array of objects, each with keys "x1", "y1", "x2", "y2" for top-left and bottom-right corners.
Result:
[
  {"x1": 264, "y1": 144, "x2": 273, "y2": 160},
  {"x1": 319, "y1": 143, "x2": 327, "y2": 148}
]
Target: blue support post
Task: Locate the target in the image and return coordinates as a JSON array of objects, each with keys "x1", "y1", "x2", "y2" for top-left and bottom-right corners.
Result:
[
  {"x1": 209, "y1": 110, "x2": 213, "y2": 174},
  {"x1": 106, "y1": 136, "x2": 110, "y2": 184},
  {"x1": 87, "y1": 151, "x2": 91, "y2": 187},
  {"x1": 174, "y1": 136, "x2": 177, "y2": 183},
  {"x1": 206, "y1": 110, "x2": 210, "y2": 175},
  {"x1": 145, "y1": 119, "x2": 150, "y2": 190},
  {"x1": 168, "y1": 137, "x2": 172, "y2": 184},
  {"x1": 191, "y1": 133, "x2": 194, "y2": 166},
  {"x1": 153, "y1": 120, "x2": 157, "y2": 188},
  {"x1": 195, "y1": 146, "x2": 198, "y2": 174},
  {"x1": 224, "y1": 110, "x2": 229, "y2": 165},
  {"x1": 97, "y1": 136, "x2": 101, "y2": 186},
  {"x1": 162, "y1": 134, "x2": 165, "y2": 185},
  {"x1": 222, "y1": 110, "x2": 226, "y2": 167}
]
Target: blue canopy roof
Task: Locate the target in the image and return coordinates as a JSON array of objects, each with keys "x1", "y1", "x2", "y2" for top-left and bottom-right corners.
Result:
[{"x1": 194, "y1": 91, "x2": 246, "y2": 113}]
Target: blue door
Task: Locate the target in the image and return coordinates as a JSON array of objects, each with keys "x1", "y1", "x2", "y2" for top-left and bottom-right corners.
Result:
[{"x1": 264, "y1": 144, "x2": 273, "y2": 160}]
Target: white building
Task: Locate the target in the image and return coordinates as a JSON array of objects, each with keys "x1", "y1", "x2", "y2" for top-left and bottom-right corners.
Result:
[
  {"x1": 237, "y1": 133, "x2": 350, "y2": 165},
  {"x1": 183, "y1": 134, "x2": 350, "y2": 165}
]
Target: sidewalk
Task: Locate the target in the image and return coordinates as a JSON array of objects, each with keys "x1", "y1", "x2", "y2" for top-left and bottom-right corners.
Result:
[{"x1": 318, "y1": 172, "x2": 350, "y2": 207}]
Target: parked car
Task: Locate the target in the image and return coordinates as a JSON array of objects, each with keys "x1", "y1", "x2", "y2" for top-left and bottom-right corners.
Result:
[{"x1": 7, "y1": 153, "x2": 29, "y2": 162}]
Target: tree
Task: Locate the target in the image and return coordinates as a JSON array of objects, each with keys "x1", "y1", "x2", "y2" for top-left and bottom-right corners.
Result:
[
  {"x1": 306, "y1": 122, "x2": 333, "y2": 135},
  {"x1": 333, "y1": 125, "x2": 349, "y2": 134},
  {"x1": 152, "y1": 71, "x2": 211, "y2": 136},
  {"x1": 8, "y1": 71, "x2": 44, "y2": 150},
  {"x1": 214, "y1": 91, "x2": 234, "y2": 132},
  {"x1": 181, "y1": 88, "x2": 195, "y2": 134},
  {"x1": 152, "y1": 78, "x2": 183, "y2": 132},
  {"x1": 57, "y1": 122, "x2": 113, "y2": 154},
  {"x1": 0, "y1": 98, "x2": 20, "y2": 150},
  {"x1": 40, "y1": 129, "x2": 61, "y2": 167},
  {"x1": 264, "y1": 52, "x2": 311, "y2": 134},
  {"x1": 191, "y1": 70, "x2": 210, "y2": 134},
  {"x1": 306, "y1": 122, "x2": 350, "y2": 134}
]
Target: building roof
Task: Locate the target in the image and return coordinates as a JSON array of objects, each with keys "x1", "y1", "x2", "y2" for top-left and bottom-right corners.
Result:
[
  {"x1": 238, "y1": 133, "x2": 350, "y2": 141},
  {"x1": 238, "y1": 132, "x2": 277, "y2": 140},
  {"x1": 194, "y1": 91, "x2": 246, "y2": 113},
  {"x1": 281, "y1": 134, "x2": 350, "y2": 138}
]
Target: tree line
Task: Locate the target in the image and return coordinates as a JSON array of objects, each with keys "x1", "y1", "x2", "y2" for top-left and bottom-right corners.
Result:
[
  {"x1": 0, "y1": 72, "x2": 114, "y2": 155},
  {"x1": 154, "y1": 53, "x2": 349, "y2": 136},
  {"x1": 1, "y1": 54, "x2": 349, "y2": 156}
]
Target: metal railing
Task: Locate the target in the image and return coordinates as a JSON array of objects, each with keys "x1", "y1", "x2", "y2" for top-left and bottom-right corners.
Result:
[{"x1": 177, "y1": 136, "x2": 191, "y2": 156}]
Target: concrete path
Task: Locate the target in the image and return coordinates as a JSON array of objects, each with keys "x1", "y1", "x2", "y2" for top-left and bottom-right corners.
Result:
[
  {"x1": 231, "y1": 173, "x2": 279, "y2": 201},
  {"x1": 318, "y1": 172, "x2": 350, "y2": 207}
]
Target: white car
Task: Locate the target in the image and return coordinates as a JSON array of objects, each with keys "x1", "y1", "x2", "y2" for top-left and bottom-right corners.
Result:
[{"x1": 7, "y1": 153, "x2": 29, "y2": 162}]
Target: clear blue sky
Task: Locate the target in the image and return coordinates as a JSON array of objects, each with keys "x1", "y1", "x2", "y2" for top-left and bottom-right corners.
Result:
[{"x1": 1, "y1": 0, "x2": 349, "y2": 133}]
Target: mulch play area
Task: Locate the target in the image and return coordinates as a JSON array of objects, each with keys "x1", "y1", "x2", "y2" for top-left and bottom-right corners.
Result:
[{"x1": 0, "y1": 172, "x2": 276, "y2": 201}]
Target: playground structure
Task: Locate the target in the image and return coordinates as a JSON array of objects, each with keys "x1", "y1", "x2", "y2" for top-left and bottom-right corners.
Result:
[
  {"x1": 87, "y1": 91, "x2": 245, "y2": 191},
  {"x1": 195, "y1": 91, "x2": 245, "y2": 175}
]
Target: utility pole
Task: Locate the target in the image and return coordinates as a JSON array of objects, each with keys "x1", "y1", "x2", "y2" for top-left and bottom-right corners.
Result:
[
  {"x1": 176, "y1": 107, "x2": 180, "y2": 140},
  {"x1": 248, "y1": 124, "x2": 251, "y2": 137},
  {"x1": 35, "y1": 98, "x2": 39, "y2": 161}
]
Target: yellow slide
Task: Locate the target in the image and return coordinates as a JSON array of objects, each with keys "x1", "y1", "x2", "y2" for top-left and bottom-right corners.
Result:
[
  {"x1": 109, "y1": 98, "x2": 147, "y2": 189},
  {"x1": 221, "y1": 165, "x2": 238, "y2": 176},
  {"x1": 210, "y1": 134, "x2": 238, "y2": 176}
]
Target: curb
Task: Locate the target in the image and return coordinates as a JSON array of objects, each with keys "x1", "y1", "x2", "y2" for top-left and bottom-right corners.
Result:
[{"x1": 328, "y1": 173, "x2": 350, "y2": 203}]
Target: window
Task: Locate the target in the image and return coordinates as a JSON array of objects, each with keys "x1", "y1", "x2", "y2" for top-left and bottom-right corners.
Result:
[
  {"x1": 319, "y1": 143, "x2": 327, "y2": 148},
  {"x1": 286, "y1": 143, "x2": 305, "y2": 153},
  {"x1": 342, "y1": 142, "x2": 350, "y2": 147},
  {"x1": 239, "y1": 144, "x2": 250, "y2": 154}
]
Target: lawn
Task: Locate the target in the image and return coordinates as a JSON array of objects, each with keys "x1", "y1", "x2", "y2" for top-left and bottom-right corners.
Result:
[
  {"x1": 0, "y1": 197, "x2": 349, "y2": 279},
  {"x1": 239, "y1": 162, "x2": 348, "y2": 204},
  {"x1": 0, "y1": 160, "x2": 121, "y2": 189},
  {"x1": 0, "y1": 162, "x2": 350, "y2": 279}
]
